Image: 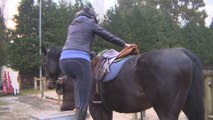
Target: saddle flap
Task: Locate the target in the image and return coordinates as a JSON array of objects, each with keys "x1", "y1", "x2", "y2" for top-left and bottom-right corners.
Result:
[{"x1": 92, "y1": 50, "x2": 119, "y2": 81}]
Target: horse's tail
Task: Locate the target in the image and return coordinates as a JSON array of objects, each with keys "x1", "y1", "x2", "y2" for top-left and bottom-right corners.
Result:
[{"x1": 181, "y1": 48, "x2": 204, "y2": 120}]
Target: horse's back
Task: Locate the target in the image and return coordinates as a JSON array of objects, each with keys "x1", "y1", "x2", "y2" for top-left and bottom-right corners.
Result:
[{"x1": 138, "y1": 48, "x2": 193, "y2": 75}]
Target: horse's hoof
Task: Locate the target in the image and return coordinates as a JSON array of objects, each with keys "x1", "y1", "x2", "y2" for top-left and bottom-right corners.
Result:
[
  {"x1": 56, "y1": 88, "x2": 63, "y2": 95},
  {"x1": 60, "y1": 107, "x2": 74, "y2": 111}
]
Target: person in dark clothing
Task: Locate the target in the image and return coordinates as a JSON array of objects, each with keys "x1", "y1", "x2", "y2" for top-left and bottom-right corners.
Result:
[{"x1": 59, "y1": 5, "x2": 131, "y2": 120}]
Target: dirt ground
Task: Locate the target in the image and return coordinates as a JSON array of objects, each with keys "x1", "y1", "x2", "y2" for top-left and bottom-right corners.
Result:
[{"x1": 0, "y1": 92, "x2": 187, "y2": 120}]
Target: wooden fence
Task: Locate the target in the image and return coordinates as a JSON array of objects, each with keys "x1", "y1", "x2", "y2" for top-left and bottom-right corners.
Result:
[{"x1": 203, "y1": 70, "x2": 213, "y2": 120}]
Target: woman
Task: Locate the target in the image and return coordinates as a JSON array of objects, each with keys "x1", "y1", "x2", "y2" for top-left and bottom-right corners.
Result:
[{"x1": 59, "y1": 6, "x2": 130, "y2": 120}]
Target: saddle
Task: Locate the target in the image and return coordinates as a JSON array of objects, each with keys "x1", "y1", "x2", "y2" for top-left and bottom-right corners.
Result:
[
  {"x1": 91, "y1": 44, "x2": 139, "y2": 104},
  {"x1": 91, "y1": 44, "x2": 139, "y2": 81}
]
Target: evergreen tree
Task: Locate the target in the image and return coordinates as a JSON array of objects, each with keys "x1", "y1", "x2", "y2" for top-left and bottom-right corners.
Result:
[
  {"x1": 0, "y1": 10, "x2": 8, "y2": 66},
  {"x1": 94, "y1": 5, "x2": 180, "y2": 52},
  {"x1": 8, "y1": 0, "x2": 39, "y2": 73},
  {"x1": 181, "y1": 21, "x2": 213, "y2": 65},
  {"x1": 117, "y1": 0, "x2": 207, "y2": 26},
  {"x1": 7, "y1": 0, "x2": 83, "y2": 73}
]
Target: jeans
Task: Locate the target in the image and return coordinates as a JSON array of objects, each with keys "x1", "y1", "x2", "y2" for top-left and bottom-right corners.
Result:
[{"x1": 59, "y1": 58, "x2": 92, "y2": 108}]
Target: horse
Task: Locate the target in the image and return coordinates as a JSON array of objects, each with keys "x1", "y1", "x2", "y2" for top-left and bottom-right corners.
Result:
[
  {"x1": 41, "y1": 46, "x2": 97, "y2": 111},
  {"x1": 41, "y1": 46, "x2": 62, "y2": 89},
  {"x1": 88, "y1": 47, "x2": 204, "y2": 120},
  {"x1": 43, "y1": 47, "x2": 204, "y2": 120},
  {"x1": 41, "y1": 46, "x2": 75, "y2": 111}
]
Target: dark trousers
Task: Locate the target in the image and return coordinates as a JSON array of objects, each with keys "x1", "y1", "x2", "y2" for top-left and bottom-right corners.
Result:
[{"x1": 59, "y1": 58, "x2": 92, "y2": 109}]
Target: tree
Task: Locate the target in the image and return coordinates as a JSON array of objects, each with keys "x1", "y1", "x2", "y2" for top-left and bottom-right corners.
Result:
[
  {"x1": 94, "y1": 5, "x2": 180, "y2": 53},
  {"x1": 0, "y1": 11, "x2": 8, "y2": 66},
  {"x1": 41, "y1": 0, "x2": 79, "y2": 47},
  {"x1": 8, "y1": 0, "x2": 39, "y2": 73},
  {"x1": 7, "y1": 0, "x2": 83, "y2": 74},
  {"x1": 108, "y1": 0, "x2": 212, "y2": 66},
  {"x1": 117, "y1": 0, "x2": 207, "y2": 26},
  {"x1": 180, "y1": 21, "x2": 213, "y2": 65}
]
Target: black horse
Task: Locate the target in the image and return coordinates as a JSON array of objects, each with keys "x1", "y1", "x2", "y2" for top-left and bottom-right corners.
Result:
[
  {"x1": 42, "y1": 46, "x2": 75, "y2": 111},
  {"x1": 42, "y1": 46, "x2": 62, "y2": 89},
  {"x1": 89, "y1": 47, "x2": 204, "y2": 120},
  {"x1": 41, "y1": 46, "x2": 96, "y2": 111},
  {"x1": 43, "y1": 47, "x2": 204, "y2": 120}
]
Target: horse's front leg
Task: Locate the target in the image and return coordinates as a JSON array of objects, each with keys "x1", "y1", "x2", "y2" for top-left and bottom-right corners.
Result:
[
  {"x1": 59, "y1": 77, "x2": 75, "y2": 111},
  {"x1": 89, "y1": 103, "x2": 113, "y2": 120}
]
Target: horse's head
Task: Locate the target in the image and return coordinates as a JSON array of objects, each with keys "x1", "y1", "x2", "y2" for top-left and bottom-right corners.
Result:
[
  {"x1": 42, "y1": 46, "x2": 62, "y2": 89},
  {"x1": 42, "y1": 46, "x2": 96, "y2": 89}
]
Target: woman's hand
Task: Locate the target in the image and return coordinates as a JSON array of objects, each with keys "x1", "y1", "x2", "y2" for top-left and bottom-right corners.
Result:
[{"x1": 124, "y1": 43, "x2": 137, "y2": 48}]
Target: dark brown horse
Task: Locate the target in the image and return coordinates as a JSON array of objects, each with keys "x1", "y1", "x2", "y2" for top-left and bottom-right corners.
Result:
[
  {"x1": 41, "y1": 46, "x2": 75, "y2": 111},
  {"x1": 41, "y1": 46, "x2": 97, "y2": 111},
  {"x1": 41, "y1": 46, "x2": 62, "y2": 89},
  {"x1": 42, "y1": 47, "x2": 204, "y2": 120},
  {"x1": 89, "y1": 47, "x2": 204, "y2": 120}
]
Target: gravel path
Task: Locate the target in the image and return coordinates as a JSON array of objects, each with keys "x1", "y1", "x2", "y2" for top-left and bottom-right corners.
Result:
[
  {"x1": 0, "y1": 94, "x2": 187, "y2": 120},
  {"x1": 0, "y1": 95, "x2": 59, "y2": 120}
]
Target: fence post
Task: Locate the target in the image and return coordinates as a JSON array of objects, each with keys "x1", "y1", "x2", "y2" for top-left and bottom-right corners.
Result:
[
  {"x1": 34, "y1": 77, "x2": 46, "y2": 96},
  {"x1": 34, "y1": 77, "x2": 37, "y2": 93},
  {"x1": 203, "y1": 70, "x2": 213, "y2": 120}
]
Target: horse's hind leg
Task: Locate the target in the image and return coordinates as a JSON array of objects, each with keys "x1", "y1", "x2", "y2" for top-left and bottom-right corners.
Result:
[
  {"x1": 153, "y1": 76, "x2": 191, "y2": 120},
  {"x1": 89, "y1": 103, "x2": 113, "y2": 120},
  {"x1": 151, "y1": 71, "x2": 192, "y2": 120},
  {"x1": 153, "y1": 104, "x2": 179, "y2": 120}
]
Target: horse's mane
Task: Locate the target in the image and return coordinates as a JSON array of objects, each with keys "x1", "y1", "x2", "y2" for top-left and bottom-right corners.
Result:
[{"x1": 47, "y1": 46, "x2": 62, "y2": 59}]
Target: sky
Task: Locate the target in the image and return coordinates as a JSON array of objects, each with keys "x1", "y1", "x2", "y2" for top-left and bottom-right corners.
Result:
[
  {"x1": 204, "y1": 0, "x2": 213, "y2": 26},
  {"x1": 1, "y1": 0, "x2": 213, "y2": 28}
]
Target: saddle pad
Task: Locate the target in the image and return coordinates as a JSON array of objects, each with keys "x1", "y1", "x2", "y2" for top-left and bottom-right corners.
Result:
[{"x1": 103, "y1": 56, "x2": 132, "y2": 82}]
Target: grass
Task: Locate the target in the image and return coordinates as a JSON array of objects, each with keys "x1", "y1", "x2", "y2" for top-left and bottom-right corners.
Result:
[
  {"x1": 0, "y1": 88, "x2": 54, "y2": 98},
  {"x1": 0, "y1": 100, "x2": 8, "y2": 107},
  {"x1": 19, "y1": 89, "x2": 53, "y2": 95},
  {"x1": 20, "y1": 89, "x2": 37, "y2": 95},
  {"x1": 0, "y1": 89, "x2": 36, "y2": 96}
]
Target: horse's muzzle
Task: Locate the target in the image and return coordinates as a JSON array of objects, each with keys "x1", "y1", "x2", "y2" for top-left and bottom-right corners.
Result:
[{"x1": 47, "y1": 80, "x2": 56, "y2": 89}]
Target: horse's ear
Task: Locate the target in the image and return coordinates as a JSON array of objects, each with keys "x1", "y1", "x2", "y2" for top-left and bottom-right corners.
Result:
[{"x1": 41, "y1": 46, "x2": 47, "y2": 56}]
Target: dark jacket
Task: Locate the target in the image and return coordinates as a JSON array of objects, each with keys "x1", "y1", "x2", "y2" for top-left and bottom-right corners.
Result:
[{"x1": 62, "y1": 16, "x2": 126, "y2": 53}]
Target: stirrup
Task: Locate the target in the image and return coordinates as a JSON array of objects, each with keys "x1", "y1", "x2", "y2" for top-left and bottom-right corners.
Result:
[{"x1": 92, "y1": 92, "x2": 102, "y2": 104}]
